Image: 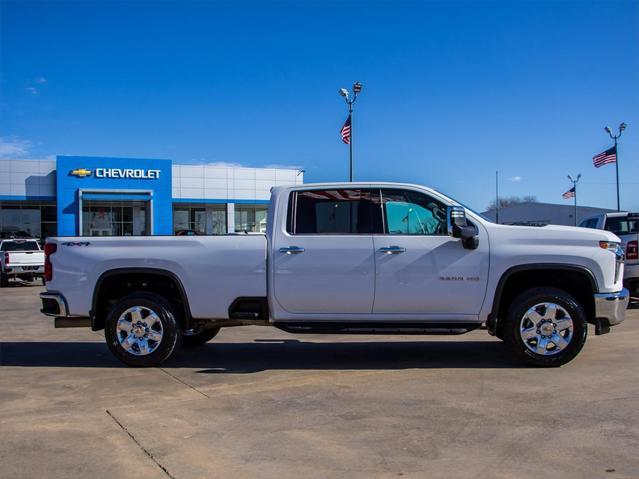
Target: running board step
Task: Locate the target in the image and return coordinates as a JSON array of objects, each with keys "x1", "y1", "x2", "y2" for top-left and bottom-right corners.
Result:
[{"x1": 273, "y1": 322, "x2": 481, "y2": 335}]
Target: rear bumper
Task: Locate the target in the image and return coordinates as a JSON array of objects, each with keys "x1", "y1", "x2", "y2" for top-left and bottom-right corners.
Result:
[
  {"x1": 40, "y1": 292, "x2": 69, "y2": 317},
  {"x1": 40, "y1": 292, "x2": 91, "y2": 327},
  {"x1": 594, "y1": 289, "x2": 630, "y2": 327},
  {"x1": 3, "y1": 265, "x2": 44, "y2": 275}
]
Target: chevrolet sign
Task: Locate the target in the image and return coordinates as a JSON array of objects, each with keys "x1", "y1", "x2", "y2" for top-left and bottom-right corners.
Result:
[
  {"x1": 95, "y1": 168, "x2": 161, "y2": 179},
  {"x1": 69, "y1": 168, "x2": 93, "y2": 177}
]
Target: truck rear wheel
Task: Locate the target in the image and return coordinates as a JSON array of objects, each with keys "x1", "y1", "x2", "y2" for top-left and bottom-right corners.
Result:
[
  {"x1": 105, "y1": 292, "x2": 180, "y2": 367},
  {"x1": 0, "y1": 273, "x2": 8, "y2": 288},
  {"x1": 181, "y1": 327, "x2": 220, "y2": 347},
  {"x1": 503, "y1": 287, "x2": 587, "y2": 367}
]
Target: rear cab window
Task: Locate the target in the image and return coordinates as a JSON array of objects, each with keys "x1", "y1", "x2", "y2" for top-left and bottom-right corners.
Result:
[
  {"x1": 0, "y1": 241, "x2": 40, "y2": 252},
  {"x1": 604, "y1": 215, "x2": 639, "y2": 235}
]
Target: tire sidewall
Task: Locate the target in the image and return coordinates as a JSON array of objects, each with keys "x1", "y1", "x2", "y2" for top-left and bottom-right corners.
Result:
[
  {"x1": 504, "y1": 287, "x2": 587, "y2": 367},
  {"x1": 105, "y1": 292, "x2": 180, "y2": 367}
]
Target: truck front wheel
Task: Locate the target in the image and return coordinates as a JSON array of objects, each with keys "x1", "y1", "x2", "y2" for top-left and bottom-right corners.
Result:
[
  {"x1": 105, "y1": 292, "x2": 180, "y2": 367},
  {"x1": 503, "y1": 287, "x2": 587, "y2": 367}
]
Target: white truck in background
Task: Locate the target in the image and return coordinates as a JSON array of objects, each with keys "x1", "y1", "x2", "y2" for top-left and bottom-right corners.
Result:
[
  {"x1": 40, "y1": 182, "x2": 629, "y2": 367},
  {"x1": 0, "y1": 239, "x2": 45, "y2": 287},
  {"x1": 580, "y1": 212, "x2": 639, "y2": 298}
]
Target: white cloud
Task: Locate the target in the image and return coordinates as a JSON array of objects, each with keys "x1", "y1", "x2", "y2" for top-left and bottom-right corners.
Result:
[
  {"x1": 188, "y1": 159, "x2": 245, "y2": 168},
  {"x1": 187, "y1": 159, "x2": 303, "y2": 170},
  {"x1": 36, "y1": 76, "x2": 47, "y2": 84},
  {"x1": 25, "y1": 86, "x2": 38, "y2": 95},
  {"x1": 508, "y1": 176, "x2": 523, "y2": 182},
  {"x1": 0, "y1": 136, "x2": 32, "y2": 158}
]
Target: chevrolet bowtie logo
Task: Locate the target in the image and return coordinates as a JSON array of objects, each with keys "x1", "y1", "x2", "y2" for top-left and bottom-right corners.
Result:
[{"x1": 69, "y1": 168, "x2": 92, "y2": 177}]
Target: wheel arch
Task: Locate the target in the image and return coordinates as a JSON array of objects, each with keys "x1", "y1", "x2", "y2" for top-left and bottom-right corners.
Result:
[
  {"x1": 488, "y1": 264, "x2": 598, "y2": 335},
  {"x1": 91, "y1": 267, "x2": 192, "y2": 331}
]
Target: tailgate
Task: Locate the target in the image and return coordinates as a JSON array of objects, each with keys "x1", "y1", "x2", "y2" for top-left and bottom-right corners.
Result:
[{"x1": 7, "y1": 251, "x2": 45, "y2": 266}]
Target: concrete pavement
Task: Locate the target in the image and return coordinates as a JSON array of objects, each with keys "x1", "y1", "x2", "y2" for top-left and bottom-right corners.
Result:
[{"x1": 1, "y1": 284, "x2": 638, "y2": 478}]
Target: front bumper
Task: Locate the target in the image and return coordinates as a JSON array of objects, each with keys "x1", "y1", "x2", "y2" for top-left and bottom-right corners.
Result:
[{"x1": 594, "y1": 289, "x2": 630, "y2": 327}]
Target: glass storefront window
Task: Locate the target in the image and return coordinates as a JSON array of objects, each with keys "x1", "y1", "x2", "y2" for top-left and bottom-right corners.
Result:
[
  {"x1": 81, "y1": 200, "x2": 149, "y2": 236},
  {"x1": 173, "y1": 204, "x2": 227, "y2": 235},
  {"x1": 235, "y1": 205, "x2": 268, "y2": 233},
  {"x1": 0, "y1": 201, "x2": 57, "y2": 240}
]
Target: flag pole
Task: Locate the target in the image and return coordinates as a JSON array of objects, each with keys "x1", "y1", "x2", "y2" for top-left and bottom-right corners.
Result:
[
  {"x1": 567, "y1": 174, "x2": 581, "y2": 226},
  {"x1": 349, "y1": 104, "x2": 353, "y2": 182},
  {"x1": 614, "y1": 137, "x2": 620, "y2": 211},
  {"x1": 604, "y1": 122, "x2": 626, "y2": 212},
  {"x1": 574, "y1": 183, "x2": 578, "y2": 226},
  {"x1": 495, "y1": 170, "x2": 499, "y2": 224},
  {"x1": 339, "y1": 82, "x2": 362, "y2": 183}
]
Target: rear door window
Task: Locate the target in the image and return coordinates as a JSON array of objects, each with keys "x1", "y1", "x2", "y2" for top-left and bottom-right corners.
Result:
[{"x1": 287, "y1": 189, "x2": 381, "y2": 234}]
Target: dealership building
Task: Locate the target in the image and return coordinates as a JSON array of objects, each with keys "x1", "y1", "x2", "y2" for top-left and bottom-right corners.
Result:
[{"x1": 0, "y1": 156, "x2": 304, "y2": 239}]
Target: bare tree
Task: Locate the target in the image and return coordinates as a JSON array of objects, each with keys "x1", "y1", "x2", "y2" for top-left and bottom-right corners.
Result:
[{"x1": 486, "y1": 195, "x2": 537, "y2": 211}]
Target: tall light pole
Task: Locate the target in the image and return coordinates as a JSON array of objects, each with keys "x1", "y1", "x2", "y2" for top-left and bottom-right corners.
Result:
[
  {"x1": 567, "y1": 173, "x2": 581, "y2": 226},
  {"x1": 338, "y1": 81, "x2": 362, "y2": 182},
  {"x1": 604, "y1": 122, "x2": 627, "y2": 211},
  {"x1": 495, "y1": 170, "x2": 499, "y2": 224}
]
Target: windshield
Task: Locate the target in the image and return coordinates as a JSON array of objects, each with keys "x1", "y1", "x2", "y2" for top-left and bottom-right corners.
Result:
[
  {"x1": 1, "y1": 241, "x2": 40, "y2": 252},
  {"x1": 605, "y1": 216, "x2": 639, "y2": 235}
]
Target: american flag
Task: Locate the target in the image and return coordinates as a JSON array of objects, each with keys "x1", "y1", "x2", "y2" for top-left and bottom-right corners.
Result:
[
  {"x1": 340, "y1": 115, "x2": 351, "y2": 144},
  {"x1": 592, "y1": 146, "x2": 617, "y2": 168},
  {"x1": 562, "y1": 186, "x2": 575, "y2": 199}
]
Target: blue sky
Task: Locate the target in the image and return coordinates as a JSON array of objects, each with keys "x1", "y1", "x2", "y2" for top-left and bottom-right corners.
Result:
[{"x1": 1, "y1": 0, "x2": 637, "y2": 212}]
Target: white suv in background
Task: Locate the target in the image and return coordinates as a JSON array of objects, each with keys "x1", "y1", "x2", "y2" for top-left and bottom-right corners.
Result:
[{"x1": 580, "y1": 212, "x2": 639, "y2": 298}]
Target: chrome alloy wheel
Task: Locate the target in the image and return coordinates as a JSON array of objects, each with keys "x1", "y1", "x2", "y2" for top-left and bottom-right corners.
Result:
[
  {"x1": 519, "y1": 302, "x2": 574, "y2": 356},
  {"x1": 115, "y1": 306, "x2": 164, "y2": 356}
]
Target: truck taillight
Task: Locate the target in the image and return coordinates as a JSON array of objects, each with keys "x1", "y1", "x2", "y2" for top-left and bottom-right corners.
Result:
[
  {"x1": 4, "y1": 252, "x2": 8, "y2": 265},
  {"x1": 627, "y1": 240, "x2": 638, "y2": 261},
  {"x1": 44, "y1": 243, "x2": 57, "y2": 282}
]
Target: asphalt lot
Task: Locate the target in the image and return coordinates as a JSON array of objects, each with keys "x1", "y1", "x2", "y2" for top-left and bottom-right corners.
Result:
[{"x1": 1, "y1": 283, "x2": 638, "y2": 479}]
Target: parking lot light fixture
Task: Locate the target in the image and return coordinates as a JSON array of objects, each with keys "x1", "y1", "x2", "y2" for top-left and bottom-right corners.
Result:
[
  {"x1": 604, "y1": 122, "x2": 628, "y2": 211},
  {"x1": 338, "y1": 81, "x2": 363, "y2": 182}
]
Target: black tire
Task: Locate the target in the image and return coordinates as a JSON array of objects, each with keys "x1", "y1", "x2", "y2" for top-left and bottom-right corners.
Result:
[
  {"x1": 503, "y1": 287, "x2": 587, "y2": 367},
  {"x1": 0, "y1": 273, "x2": 8, "y2": 288},
  {"x1": 104, "y1": 292, "x2": 181, "y2": 367},
  {"x1": 41, "y1": 277, "x2": 46, "y2": 286},
  {"x1": 181, "y1": 327, "x2": 220, "y2": 347}
]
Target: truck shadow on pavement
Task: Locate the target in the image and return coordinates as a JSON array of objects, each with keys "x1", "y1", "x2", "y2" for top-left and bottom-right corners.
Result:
[{"x1": 0, "y1": 339, "x2": 526, "y2": 371}]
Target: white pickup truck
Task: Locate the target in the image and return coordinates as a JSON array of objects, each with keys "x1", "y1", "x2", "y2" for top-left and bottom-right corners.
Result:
[
  {"x1": 1, "y1": 239, "x2": 45, "y2": 287},
  {"x1": 40, "y1": 182, "x2": 629, "y2": 367},
  {"x1": 580, "y1": 212, "x2": 639, "y2": 298}
]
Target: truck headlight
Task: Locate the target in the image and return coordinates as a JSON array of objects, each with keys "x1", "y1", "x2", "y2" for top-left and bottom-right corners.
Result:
[{"x1": 599, "y1": 241, "x2": 620, "y2": 253}]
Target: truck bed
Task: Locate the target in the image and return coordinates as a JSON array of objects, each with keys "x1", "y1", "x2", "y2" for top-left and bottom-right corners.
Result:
[{"x1": 46, "y1": 235, "x2": 268, "y2": 318}]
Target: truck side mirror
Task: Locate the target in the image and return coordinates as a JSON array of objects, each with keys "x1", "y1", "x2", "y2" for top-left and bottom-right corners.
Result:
[{"x1": 447, "y1": 206, "x2": 479, "y2": 250}]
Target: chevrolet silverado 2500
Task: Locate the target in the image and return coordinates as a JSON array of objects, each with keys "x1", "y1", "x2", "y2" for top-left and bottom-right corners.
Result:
[
  {"x1": 40, "y1": 183, "x2": 629, "y2": 367},
  {"x1": 1, "y1": 239, "x2": 45, "y2": 287},
  {"x1": 580, "y1": 212, "x2": 639, "y2": 297}
]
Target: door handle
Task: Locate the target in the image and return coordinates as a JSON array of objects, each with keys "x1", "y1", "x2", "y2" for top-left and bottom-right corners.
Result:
[
  {"x1": 379, "y1": 246, "x2": 406, "y2": 254},
  {"x1": 279, "y1": 246, "x2": 306, "y2": 254}
]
